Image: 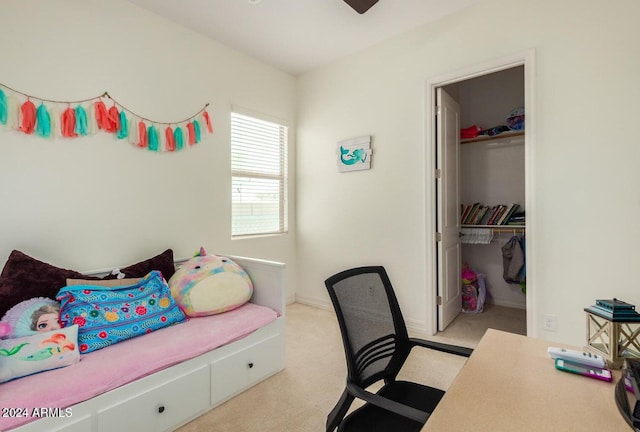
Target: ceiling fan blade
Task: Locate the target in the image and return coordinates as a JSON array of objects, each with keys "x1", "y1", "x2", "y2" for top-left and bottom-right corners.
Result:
[{"x1": 343, "y1": 0, "x2": 380, "y2": 14}]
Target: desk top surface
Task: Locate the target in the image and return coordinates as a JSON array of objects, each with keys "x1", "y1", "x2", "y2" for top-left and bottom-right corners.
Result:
[{"x1": 422, "y1": 329, "x2": 630, "y2": 431}]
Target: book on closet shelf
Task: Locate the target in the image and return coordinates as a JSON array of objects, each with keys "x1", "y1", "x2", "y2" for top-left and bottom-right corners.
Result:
[
  {"x1": 490, "y1": 205, "x2": 503, "y2": 224},
  {"x1": 465, "y1": 203, "x2": 480, "y2": 224},
  {"x1": 462, "y1": 203, "x2": 480, "y2": 224},
  {"x1": 467, "y1": 205, "x2": 480, "y2": 224},
  {"x1": 501, "y1": 204, "x2": 520, "y2": 225},
  {"x1": 471, "y1": 205, "x2": 489, "y2": 225},
  {"x1": 484, "y1": 206, "x2": 497, "y2": 225},
  {"x1": 460, "y1": 204, "x2": 472, "y2": 222},
  {"x1": 479, "y1": 205, "x2": 496, "y2": 225},
  {"x1": 507, "y1": 211, "x2": 525, "y2": 225},
  {"x1": 496, "y1": 203, "x2": 518, "y2": 225},
  {"x1": 495, "y1": 204, "x2": 511, "y2": 225},
  {"x1": 464, "y1": 206, "x2": 477, "y2": 224},
  {"x1": 488, "y1": 205, "x2": 505, "y2": 225},
  {"x1": 472, "y1": 206, "x2": 489, "y2": 225},
  {"x1": 499, "y1": 204, "x2": 515, "y2": 225},
  {"x1": 467, "y1": 204, "x2": 483, "y2": 224},
  {"x1": 460, "y1": 204, "x2": 471, "y2": 223}
]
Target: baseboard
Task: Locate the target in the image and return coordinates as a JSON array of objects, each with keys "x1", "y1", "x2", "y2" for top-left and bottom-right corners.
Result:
[
  {"x1": 405, "y1": 318, "x2": 429, "y2": 335},
  {"x1": 294, "y1": 295, "x2": 332, "y2": 311}
]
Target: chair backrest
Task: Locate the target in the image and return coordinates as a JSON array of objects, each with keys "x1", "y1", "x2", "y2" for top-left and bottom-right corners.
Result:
[{"x1": 325, "y1": 266, "x2": 411, "y2": 388}]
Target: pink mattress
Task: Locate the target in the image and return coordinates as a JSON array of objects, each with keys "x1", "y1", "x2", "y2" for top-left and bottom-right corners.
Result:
[{"x1": 1, "y1": 303, "x2": 278, "y2": 431}]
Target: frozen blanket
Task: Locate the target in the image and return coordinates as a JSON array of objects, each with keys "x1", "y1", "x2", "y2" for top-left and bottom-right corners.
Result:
[{"x1": 0, "y1": 303, "x2": 278, "y2": 430}]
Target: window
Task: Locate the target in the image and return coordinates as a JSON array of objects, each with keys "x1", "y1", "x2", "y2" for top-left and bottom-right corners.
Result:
[{"x1": 231, "y1": 110, "x2": 288, "y2": 237}]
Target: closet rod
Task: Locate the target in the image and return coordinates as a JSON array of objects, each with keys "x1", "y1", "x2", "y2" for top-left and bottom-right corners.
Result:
[{"x1": 461, "y1": 225, "x2": 525, "y2": 234}]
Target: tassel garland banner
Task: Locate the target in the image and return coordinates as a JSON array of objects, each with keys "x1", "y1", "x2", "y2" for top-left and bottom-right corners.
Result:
[
  {"x1": 36, "y1": 104, "x2": 51, "y2": 137},
  {"x1": 165, "y1": 126, "x2": 175, "y2": 152},
  {"x1": 174, "y1": 127, "x2": 184, "y2": 151},
  {"x1": 148, "y1": 124, "x2": 159, "y2": 152},
  {"x1": 137, "y1": 121, "x2": 148, "y2": 148},
  {"x1": 0, "y1": 82, "x2": 212, "y2": 152},
  {"x1": 75, "y1": 105, "x2": 88, "y2": 136},
  {"x1": 117, "y1": 110, "x2": 128, "y2": 140},
  {"x1": 61, "y1": 107, "x2": 77, "y2": 137},
  {"x1": 0, "y1": 89, "x2": 7, "y2": 124},
  {"x1": 20, "y1": 99, "x2": 37, "y2": 134}
]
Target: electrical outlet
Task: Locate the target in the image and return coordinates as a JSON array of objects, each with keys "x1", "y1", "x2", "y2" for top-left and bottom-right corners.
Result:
[{"x1": 542, "y1": 313, "x2": 558, "y2": 331}]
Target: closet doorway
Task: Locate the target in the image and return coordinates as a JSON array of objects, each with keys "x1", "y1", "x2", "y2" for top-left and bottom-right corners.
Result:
[{"x1": 426, "y1": 50, "x2": 535, "y2": 337}]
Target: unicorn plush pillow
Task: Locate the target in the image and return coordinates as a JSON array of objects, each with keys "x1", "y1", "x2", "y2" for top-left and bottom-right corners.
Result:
[{"x1": 169, "y1": 247, "x2": 253, "y2": 317}]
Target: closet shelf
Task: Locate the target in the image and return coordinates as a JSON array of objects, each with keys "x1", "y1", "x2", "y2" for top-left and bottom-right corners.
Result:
[
  {"x1": 462, "y1": 224, "x2": 525, "y2": 233},
  {"x1": 461, "y1": 225, "x2": 525, "y2": 245},
  {"x1": 461, "y1": 130, "x2": 524, "y2": 144}
]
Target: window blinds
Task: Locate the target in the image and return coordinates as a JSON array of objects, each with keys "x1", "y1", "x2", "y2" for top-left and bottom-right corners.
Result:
[{"x1": 231, "y1": 111, "x2": 288, "y2": 237}]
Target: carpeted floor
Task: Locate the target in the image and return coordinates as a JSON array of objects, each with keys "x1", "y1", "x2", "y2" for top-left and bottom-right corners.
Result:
[
  {"x1": 427, "y1": 302, "x2": 527, "y2": 347},
  {"x1": 177, "y1": 302, "x2": 525, "y2": 432}
]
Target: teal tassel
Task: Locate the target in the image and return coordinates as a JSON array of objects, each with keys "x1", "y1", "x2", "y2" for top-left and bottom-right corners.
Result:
[
  {"x1": 148, "y1": 125, "x2": 159, "y2": 151},
  {"x1": 174, "y1": 126, "x2": 184, "y2": 150},
  {"x1": 193, "y1": 120, "x2": 201, "y2": 143},
  {"x1": 35, "y1": 103, "x2": 51, "y2": 137},
  {"x1": 75, "y1": 105, "x2": 88, "y2": 136},
  {"x1": 0, "y1": 89, "x2": 7, "y2": 125},
  {"x1": 117, "y1": 110, "x2": 128, "y2": 139}
]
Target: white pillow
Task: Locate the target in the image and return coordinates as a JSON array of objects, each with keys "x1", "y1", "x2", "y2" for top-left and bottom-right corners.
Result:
[{"x1": 0, "y1": 325, "x2": 79, "y2": 383}]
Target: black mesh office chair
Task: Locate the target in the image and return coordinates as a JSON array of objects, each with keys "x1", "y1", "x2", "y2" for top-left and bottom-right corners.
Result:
[{"x1": 325, "y1": 266, "x2": 473, "y2": 432}]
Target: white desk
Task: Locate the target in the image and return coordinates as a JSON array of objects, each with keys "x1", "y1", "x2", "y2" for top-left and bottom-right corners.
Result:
[{"x1": 422, "y1": 329, "x2": 630, "y2": 431}]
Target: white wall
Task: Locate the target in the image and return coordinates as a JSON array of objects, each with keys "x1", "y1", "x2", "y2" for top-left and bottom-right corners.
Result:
[
  {"x1": 296, "y1": 0, "x2": 640, "y2": 344},
  {"x1": 0, "y1": 0, "x2": 297, "y2": 301}
]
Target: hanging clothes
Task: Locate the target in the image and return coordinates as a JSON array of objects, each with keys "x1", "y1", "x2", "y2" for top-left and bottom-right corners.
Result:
[
  {"x1": 501, "y1": 235, "x2": 525, "y2": 285},
  {"x1": 518, "y1": 237, "x2": 526, "y2": 293}
]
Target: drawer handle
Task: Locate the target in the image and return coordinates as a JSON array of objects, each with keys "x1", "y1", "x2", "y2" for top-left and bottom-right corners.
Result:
[
  {"x1": 158, "y1": 405, "x2": 166, "y2": 414},
  {"x1": 248, "y1": 362, "x2": 254, "y2": 369}
]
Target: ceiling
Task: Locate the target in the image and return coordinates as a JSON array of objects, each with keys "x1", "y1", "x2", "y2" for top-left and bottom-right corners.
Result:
[{"x1": 126, "y1": 0, "x2": 481, "y2": 76}]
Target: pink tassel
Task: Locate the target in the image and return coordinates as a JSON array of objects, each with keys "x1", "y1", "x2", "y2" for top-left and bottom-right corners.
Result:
[
  {"x1": 20, "y1": 100, "x2": 37, "y2": 134},
  {"x1": 107, "y1": 106, "x2": 120, "y2": 133},
  {"x1": 203, "y1": 110, "x2": 213, "y2": 133},
  {"x1": 137, "y1": 121, "x2": 148, "y2": 147},
  {"x1": 94, "y1": 101, "x2": 110, "y2": 130},
  {"x1": 165, "y1": 126, "x2": 175, "y2": 151},
  {"x1": 186, "y1": 122, "x2": 196, "y2": 145},
  {"x1": 61, "y1": 107, "x2": 77, "y2": 137}
]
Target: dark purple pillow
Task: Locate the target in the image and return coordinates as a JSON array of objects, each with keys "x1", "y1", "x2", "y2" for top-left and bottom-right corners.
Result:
[
  {"x1": 0, "y1": 249, "x2": 175, "y2": 319},
  {"x1": 103, "y1": 248, "x2": 176, "y2": 281},
  {"x1": 0, "y1": 250, "x2": 92, "y2": 319}
]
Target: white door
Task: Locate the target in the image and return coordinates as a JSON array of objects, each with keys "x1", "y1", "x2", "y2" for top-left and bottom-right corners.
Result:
[{"x1": 436, "y1": 87, "x2": 462, "y2": 331}]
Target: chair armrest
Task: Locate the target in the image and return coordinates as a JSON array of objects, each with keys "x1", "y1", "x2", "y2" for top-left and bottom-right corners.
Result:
[
  {"x1": 346, "y1": 382, "x2": 430, "y2": 424},
  {"x1": 409, "y1": 338, "x2": 473, "y2": 357}
]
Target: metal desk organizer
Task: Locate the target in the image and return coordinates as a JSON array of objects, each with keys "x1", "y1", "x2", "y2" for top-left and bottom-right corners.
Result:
[{"x1": 584, "y1": 299, "x2": 640, "y2": 369}]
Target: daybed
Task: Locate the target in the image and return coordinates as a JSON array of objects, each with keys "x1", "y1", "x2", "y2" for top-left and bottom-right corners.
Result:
[{"x1": 0, "y1": 255, "x2": 286, "y2": 432}]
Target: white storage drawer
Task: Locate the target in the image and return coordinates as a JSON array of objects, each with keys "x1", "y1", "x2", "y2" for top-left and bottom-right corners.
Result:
[
  {"x1": 15, "y1": 414, "x2": 93, "y2": 432},
  {"x1": 51, "y1": 416, "x2": 92, "y2": 432},
  {"x1": 97, "y1": 365, "x2": 210, "y2": 432},
  {"x1": 211, "y1": 333, "x2": 283, "y2": 404}
]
